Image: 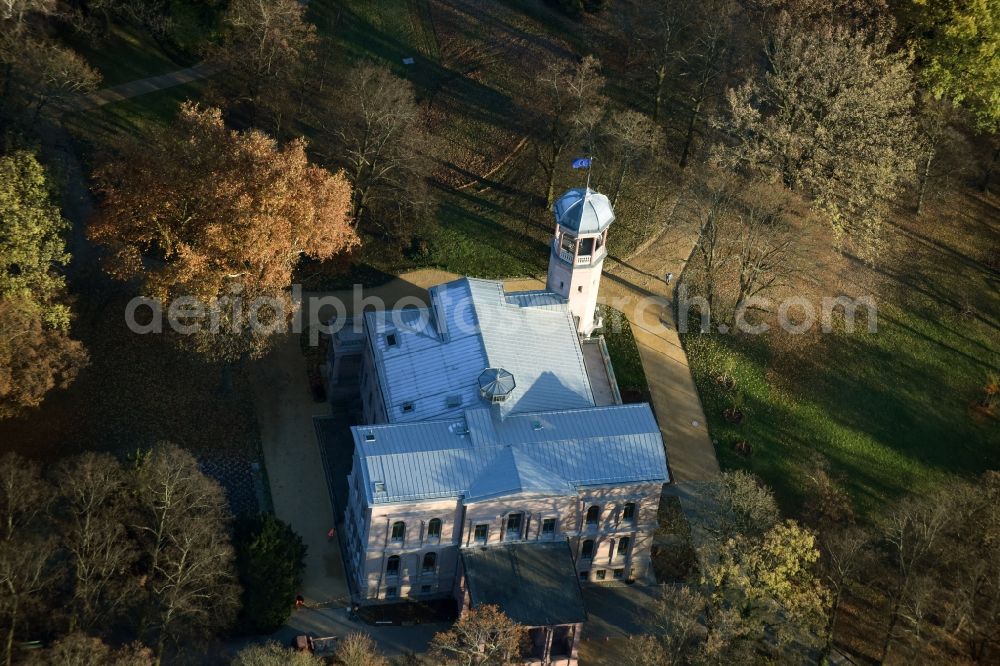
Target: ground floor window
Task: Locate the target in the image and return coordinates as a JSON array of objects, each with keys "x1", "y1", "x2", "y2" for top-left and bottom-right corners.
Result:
[
  {"x1": 474, "y1": 524, "x2": 489, "y2": 543},
  {"x1": 386, "y1": 586, "x2": 397, "y2": 598},
  {"x1": 579, "y1": 570, "x2": 589, "y2": 581},
  {"x1": 595, "y1": 569, "x2": 606, "y2": 580},
  {"x1": 542, "y1": 518, "x2": 556, "y2": 536},
  {"x1": 613, "y1": 568, "x2": 624, "y2": 579}
]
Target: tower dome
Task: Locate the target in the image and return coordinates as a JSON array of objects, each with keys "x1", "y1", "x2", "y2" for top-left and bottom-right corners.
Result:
[{"x1": 553, "y1": 188, "x2": 615, "y2": 234}]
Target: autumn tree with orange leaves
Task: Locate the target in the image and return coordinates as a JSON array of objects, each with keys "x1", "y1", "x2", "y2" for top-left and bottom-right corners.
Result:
[{"x1": 89, "y1": 103, "x2": 358, "y2": 361}]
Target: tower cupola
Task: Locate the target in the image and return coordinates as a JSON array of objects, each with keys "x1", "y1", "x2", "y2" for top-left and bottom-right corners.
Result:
[{"x1": 546, "y1": 188, "x2": 615, "y2": 337}]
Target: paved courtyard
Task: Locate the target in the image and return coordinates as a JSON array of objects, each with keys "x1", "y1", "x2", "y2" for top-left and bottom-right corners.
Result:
[{"x1": 248, "y1": 331, "x2": 349, "y2": 607}]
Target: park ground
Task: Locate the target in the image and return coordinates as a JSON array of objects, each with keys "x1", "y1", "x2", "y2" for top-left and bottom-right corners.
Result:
[{"x1": 1, "y1": 1, "x2": 997, "y2": 663}]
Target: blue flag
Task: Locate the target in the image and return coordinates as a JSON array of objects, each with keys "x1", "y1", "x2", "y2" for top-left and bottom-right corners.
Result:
[{"x1": 572, "y1": 157, "x2": 592, "y2": 169}]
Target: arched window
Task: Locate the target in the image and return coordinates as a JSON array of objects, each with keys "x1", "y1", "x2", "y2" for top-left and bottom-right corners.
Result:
[
  {"x1": 581, "y1": 539, "x2": 595, "y2": 560},
  {"x1": 391, "y1": 521, "x2": 405, "y2": 542},
  {"x1": 386, "y1": 555, "x2": 400, "y2": 576},
  {"x1": 427, "y1": 518, "x2": 442, "y2": 539},
  {"x1": 617, "y1": 536, "x2": 631, "y2": 557},
  {"x1": 586, "y1": 505, "x2": 600, "y2": 526},
  {"x1": 422, "y1": 552, "x2": 437, "y2": 572}
]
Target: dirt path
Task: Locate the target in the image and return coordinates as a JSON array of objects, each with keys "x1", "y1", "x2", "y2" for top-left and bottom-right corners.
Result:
[{"x1": 60, "y1": 61, "x2": 223, "y2": 113}]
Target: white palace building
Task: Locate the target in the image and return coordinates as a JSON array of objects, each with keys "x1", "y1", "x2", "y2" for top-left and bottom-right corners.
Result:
[{"x1": 319, "y1": 188, "x2": 671, "y2": 665}]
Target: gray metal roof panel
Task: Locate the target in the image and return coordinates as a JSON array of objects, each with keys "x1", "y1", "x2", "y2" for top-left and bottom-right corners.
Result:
[
  {"x1": 461, "y1": 541, "x2": 587, "y2": 626},
  {"x1": 352, "y1": 403, "x2": 668, "y2": 504},
  {"x1": 368, "y1": 278, "x2": 595, "y2": 423}
]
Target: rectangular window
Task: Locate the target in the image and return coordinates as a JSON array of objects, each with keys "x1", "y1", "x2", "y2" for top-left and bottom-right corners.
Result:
[
  {"x1": 595, "y1": 569, "x2": 606, "y2": 581},
  {"x1": 386, "y1": 586, "x2": 398, "y2": 598},
  {"x1": 506, "y1": 513, "x2": 523, "y2": 540},
  {"x1": 446, "y1": 394, "x2": 462, "y2": 408},
  {"x1": 385, "y1": 333, "x2": 398, "y2": 347},
  {"x1": 421, "y1": 585, "x2": 432, "y2": 594},
  {"x1": 579, "y1": 570, "x2": 589, "y2": 581},
  {"x1": 474, "y1": 524, "x2": 489, "y2": 543},
  {"x1": 617, "y1": 537, "x2": 631, "y2": 557},
  {"x1": 613, "y1": 568, "x2": 624, "y2": 580},
  {"x1": 401, "y1": 402, "x2": 414, "y2": 414},
  {"x1": 622, "y1": 502, "x2": 636, "y2": 523},
  {"x1": 542, "y1": 518, "x2": 556, "y2": 536}
]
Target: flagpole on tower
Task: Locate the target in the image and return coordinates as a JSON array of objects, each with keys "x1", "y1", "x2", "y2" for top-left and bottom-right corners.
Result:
[{"x1": 585, "y1": 156, "x2": 593, "y2": 191}]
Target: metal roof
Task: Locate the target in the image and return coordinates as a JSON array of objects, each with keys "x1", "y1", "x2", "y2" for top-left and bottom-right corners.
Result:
[
  {"x1": 352, "y1": 403, "x2": 669, "y2": 505},
  {"x1": 553, "y1": 188, "x2": 615, "y2": 235},
  {"x1": 366, "y1": 278, "x2": 595, "y2": 423},
  {"x1": 461, "y1": 541, "x2": 587, "y2": 627}
]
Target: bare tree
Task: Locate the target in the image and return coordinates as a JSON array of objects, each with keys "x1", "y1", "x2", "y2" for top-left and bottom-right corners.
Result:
[
  {"x1": 643, "y1": 584, "x2": 704, "y2": 665},
  {"x1": 429, "y1": 605, "x2": 527, "y2": 665},
  {"x1": 52, "y1": 452, "x2": 137, "y2": 633},
  {"x1": 334, "y1": 632, "x2": 388, "y2": 666},
  {"x1": 14, "y1": 39, "x2": 100, "y2": 121},
  {"x1": 676, "y1": 0, "x2": 735, "y2": 168},
  {"x1": 23, "y1": 632, "x2": 153, "y2": 666},
  {"x1": 730, "y1": 183, "x2": 794, "y2": 317},
  {"x1": 913, "y1": 94, "x2": 961, "y2": 216},
  {"x1": 816, "y1": 525, "x2": 872, "y2": 657},
  {"x1": 316, "y1": 61, "x2": 431, "y2": 244},
  {"x1": 601, "y1": 109, "x2": 661, "y2": 207},
  {"x1": 131, "y1": 443, "x2": 239, "y2": 665},
  {"x1": 683, "y1": 171, "x2": 737, "y2": 320},
  {"x1": 0, "y1": 452, "x2": 57, "y2": 666},
  {"x1": 212, "y1": 0, "x2": 317, "y2": 129},
  {"x1": 634, "y1": 0, "x2": 692, "y2": 123},
  {"x1": 231, "y1": 642, "x2": 323, "y2": 666},
  {"x1": 533, "y1": 55, "x2": 607, "y2": 207},
  {"x1": 877, "y1": 490, "x2": 956, "y2": 664}
]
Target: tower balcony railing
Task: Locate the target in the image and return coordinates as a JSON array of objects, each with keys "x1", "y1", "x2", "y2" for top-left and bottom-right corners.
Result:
[{"x1": 554, "y1": 241, "x2": 606, "y2": 266}]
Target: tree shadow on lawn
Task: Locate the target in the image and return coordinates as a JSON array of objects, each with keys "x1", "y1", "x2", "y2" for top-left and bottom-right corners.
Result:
[
  {"x1": 332, "y1": 5, "x2": 521, "y2": 134},
  {"x1": 692, "y1": 322, "x2": 998, "y2": 517}
]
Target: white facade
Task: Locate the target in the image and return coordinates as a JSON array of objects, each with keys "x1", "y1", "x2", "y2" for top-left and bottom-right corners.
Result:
[
  {"x1": 545, "y1": 189, "x2": 615, "y2": 338},
  {"x1": 343, "y1": 477, "x2": 662, "y2": 601}
]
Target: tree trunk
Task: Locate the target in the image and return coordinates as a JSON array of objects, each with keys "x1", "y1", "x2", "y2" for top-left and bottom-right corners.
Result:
[
  {"x1": 980, "y1": 143, "x2": 999, "y2": 194},
  {"x1": 916, "y1": 151, "x2": 934, "y2": 216},
  {"x1": 679, "y1": 98, "x2": 703, "y2": 169},
  {"x1": 881, "y1": 596, "x2": 902, "y2": 665},
  {"x1": 653, "y1": 67, "x2": 666, "y2": 124},
  {"x1": 612, "y1": 161, "x2": 629, "y2": 207},
  {"x1": 3, "y1": 597, "x2": 16, "y2": 666},
  {"x1": 545, "y1": 149, "x2": 561, "y2": 208}
]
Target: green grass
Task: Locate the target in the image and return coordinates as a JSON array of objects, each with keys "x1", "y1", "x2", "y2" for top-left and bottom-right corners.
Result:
[
  {"x1": 600, "y1": 305, "x2": 650, "y2": 402},
  {"x1": 65, "y1": 24, "x2": 196, "y2": 87},
  {"x1": 683, "y1": 296, "x2": 999, "y2": 518}
]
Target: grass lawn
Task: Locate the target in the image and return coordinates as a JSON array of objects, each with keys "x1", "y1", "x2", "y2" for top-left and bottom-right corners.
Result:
[
  {"x1": 682, "y1": 192, "x2": 1000, "y2": 518},
  {"x1": 599, "y1": 305, "x2": 651, "y2": 403},
  {"x1": 62, "y1": 80, "x2": 206, "y2": 161}
]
